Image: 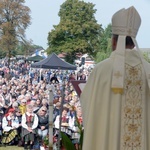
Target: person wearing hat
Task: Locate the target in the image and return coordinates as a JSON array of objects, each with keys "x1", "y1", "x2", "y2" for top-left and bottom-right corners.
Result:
[{"x1": 80, "y1": 6, "x2": 150, "y2": 150}]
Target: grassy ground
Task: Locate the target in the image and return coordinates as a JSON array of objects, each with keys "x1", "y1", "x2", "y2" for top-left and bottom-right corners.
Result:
[{"x1": 0, "y1": 146, "x2": 24, "y2": 150}]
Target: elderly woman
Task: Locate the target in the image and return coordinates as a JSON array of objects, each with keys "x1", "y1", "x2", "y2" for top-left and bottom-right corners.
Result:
[
  {"x1": 37, "y1": 106, "x2": 49, "y2": 141},
  {"x1": 21, "y1": 104, "x2": 38, "y2": 150}
]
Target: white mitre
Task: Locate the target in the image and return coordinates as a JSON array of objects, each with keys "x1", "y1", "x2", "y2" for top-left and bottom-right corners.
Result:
[
  {"x1": 111, "y1": 6, "x2": 141, "y2": 94},
  {"x1": 112, "y1": 6, "x2": 141, "y2": 38}
]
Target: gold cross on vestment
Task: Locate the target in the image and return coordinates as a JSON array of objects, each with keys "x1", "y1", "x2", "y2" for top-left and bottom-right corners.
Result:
[{"x1": 114, "y1": 71, "x2": 122, "y2": 78}]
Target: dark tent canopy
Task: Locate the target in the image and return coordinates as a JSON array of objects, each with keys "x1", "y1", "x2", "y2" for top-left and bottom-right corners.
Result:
[
  {"x1": 27, "y1": 55, "x2": 44, "y2": 62},
  {"x1": 31, "y1": 53, "x2": 76, "y2": 70}
]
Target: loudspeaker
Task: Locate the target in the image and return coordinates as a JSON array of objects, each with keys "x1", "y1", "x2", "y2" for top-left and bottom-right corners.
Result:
[{"x1": 81, "y1": 57, "x2": 85, "y2": 65}]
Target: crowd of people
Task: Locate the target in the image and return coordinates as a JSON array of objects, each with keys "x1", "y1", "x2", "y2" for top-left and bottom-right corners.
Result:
[{"x1": 0, "y1": 59, "x2": 91, "y2": 150}]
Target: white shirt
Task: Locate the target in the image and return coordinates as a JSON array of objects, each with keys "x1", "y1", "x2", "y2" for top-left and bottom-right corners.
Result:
[
  {"x1": 21, "y1": 112, "x2": 38, "y2": 130},
  {"x1": 2, "y1": 115, "x2": 19, "y2": 132}
]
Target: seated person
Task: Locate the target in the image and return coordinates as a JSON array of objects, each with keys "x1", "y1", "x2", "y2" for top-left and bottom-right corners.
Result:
[
  {"x1": 2, "y1": 108, "x2": 19, "y2": 145},
  {"x1": 15, "y1": 108, "x2": 23, "y2": 146},
  {"x1": 37, "y1": 106, "x2": 49, "y2": 141},
  {"x1": 21, "y1": 104, "x2": 38, "y2": 150},
  {"x1": 19, "y1": 98, "x2": 27, "y2": 115},
  {"x1": 54, "y1": 107, "x2": 72, "y2": 138},
  {"x1": 54, "y1": 107, "x2": 70, "y2": 129}
]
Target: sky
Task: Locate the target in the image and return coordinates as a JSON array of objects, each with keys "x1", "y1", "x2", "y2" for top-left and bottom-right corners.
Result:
[{"x1": 25, "y1": 0, "x2": 150, "y2": 50}]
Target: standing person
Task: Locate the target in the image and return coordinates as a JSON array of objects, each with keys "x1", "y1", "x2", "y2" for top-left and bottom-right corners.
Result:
[
  {"x1": 80, "y1": 6, "x2": 150, "y2": 150},
  {"x1": 21, "y1": 104, "x2": 38, "y2": 150}
]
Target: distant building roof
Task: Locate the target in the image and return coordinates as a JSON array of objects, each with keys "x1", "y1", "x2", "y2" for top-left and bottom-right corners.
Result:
[{"x1": 140, "y1": 48, "x2": 150, "y2": 52}]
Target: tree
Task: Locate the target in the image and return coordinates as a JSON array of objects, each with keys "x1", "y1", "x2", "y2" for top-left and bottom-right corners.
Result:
[
  {"x1": 15, "y1": 41, "x2": 44, "y2": 57},
  {"x1": 95, "y1": 24, "x2": 112, "y2": 63},
  {"x1": 47, "y1": 0, "x2": 102, "y2": 63},
  {"x1": 0, "y1": 0, "x2": 31, "y2": 65}
]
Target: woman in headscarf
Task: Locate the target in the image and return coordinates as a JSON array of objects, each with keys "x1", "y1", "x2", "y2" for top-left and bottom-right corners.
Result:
[{"x1": 2, "y1": 108, "x2": 19, "y2": 145}]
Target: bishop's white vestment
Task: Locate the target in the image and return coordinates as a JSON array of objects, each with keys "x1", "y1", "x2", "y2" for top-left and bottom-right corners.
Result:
[{"x1": 80, "y1": 49, "x2": 150, "y2": 150}]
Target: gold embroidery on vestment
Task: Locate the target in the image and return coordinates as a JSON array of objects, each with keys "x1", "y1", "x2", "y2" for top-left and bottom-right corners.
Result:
[
  {"x1": 121, "y1": 64, "x2": 143, "y2": 150},
  {"x1": 114, "y1": 71, "x2": 122, "y2": 78}
]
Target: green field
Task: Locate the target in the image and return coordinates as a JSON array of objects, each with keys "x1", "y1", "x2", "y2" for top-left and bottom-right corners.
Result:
[{"x1": 0, "y1": 146, "x2": 24, "y2": 150}]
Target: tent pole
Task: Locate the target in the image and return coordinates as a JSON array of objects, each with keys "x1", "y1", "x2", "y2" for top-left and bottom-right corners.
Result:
[
  {"x1": 57, "y1": 80, "x2": 65, "y2": 150},
  {"x1": 49, "y1": 89, "x2": 54, "y2": 150}
]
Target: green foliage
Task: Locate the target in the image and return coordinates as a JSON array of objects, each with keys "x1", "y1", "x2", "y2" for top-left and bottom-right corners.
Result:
[
  {"x1": 15, "y1": 42, "x2": 43, "y2": 56},
  {"x1": 0, "y1": 0, "x2": 31, "y2": 62},
  {"x1": 65, "y1": 52, "x2": 77, "y2": 64},
  {"x1": 79, "y1": 129, "x2": 84, "y2": 149},
  {"x1": 95, "y1": 51, "x2": 108, "y2": 63},
  {"x1": 99, "y1": 24, "x2": 112, "y2": 53},
  {"x1": 61, "y1": 132, "x2": 76, "y2": 150},
  {"x1": 74, "y1": 115, "x2": 84, "y2": 150},
  {"x1": 95, "y1": 24, "x2": 112, "y2": 63},
  {"x1": 43, "y1": 135, "x2": 49, "y2": 147},
  {"x1": 0, "y1": 48, "x2": 7, "y2": 58},
  {"x1": 47, "y1": 0, "x2": 102, "y2": 63}
]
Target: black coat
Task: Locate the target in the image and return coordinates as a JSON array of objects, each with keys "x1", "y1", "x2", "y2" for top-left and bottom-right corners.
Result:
[{"x1": 37, "y1": 115, "x2": 49, "y2": 129}]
